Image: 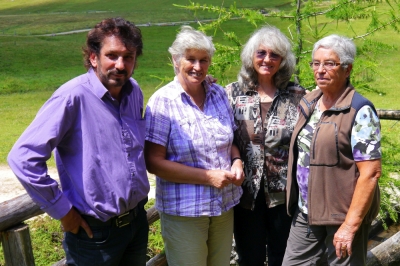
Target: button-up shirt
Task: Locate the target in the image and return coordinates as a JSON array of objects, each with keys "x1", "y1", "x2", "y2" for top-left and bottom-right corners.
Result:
[
  {"x1": 145, "y1": 77, "x2": 242, "y2": 217},
  {"x1": 8, "y1": 69, "x2": 150, "y2": 221},
  {"x1": 225, "y1": 81, "x2": 305, "y2": 209}
]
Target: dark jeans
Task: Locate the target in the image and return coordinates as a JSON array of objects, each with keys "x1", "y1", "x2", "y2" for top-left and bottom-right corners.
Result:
[
  {"x1": 234, "y1": 188, "x2": 292, "y2": 266},
  {"x1": 63, "y1": 205, "x2": 149, "y2": 266}
]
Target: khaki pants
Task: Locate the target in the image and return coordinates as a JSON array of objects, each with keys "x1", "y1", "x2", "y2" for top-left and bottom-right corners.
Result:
[{"x1": 160, "y1": 208, "x2": 234, "y2": 266}]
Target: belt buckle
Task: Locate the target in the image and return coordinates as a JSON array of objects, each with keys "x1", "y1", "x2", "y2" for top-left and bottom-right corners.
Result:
[{"x1": 115, "y1": 212, "x2": 130, "y2": 228}]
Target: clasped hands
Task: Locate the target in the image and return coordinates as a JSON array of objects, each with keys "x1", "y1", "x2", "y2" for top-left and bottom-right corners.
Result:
[{"x1": 207, "y1": 160, "x2": 244, "y2": 189}]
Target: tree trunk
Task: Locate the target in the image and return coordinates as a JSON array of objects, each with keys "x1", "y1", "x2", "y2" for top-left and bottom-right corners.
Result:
[
  {"x1": 367, "y1": 231, "x2": 400, "y2": 265},
  {"x1": 1, "y1": 223, "x2": 35, "y2": 266}
]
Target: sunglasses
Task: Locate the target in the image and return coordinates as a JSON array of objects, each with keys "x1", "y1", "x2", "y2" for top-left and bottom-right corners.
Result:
[{"x1": 255, "y1": 50, "x2": 281, "y2": 60}]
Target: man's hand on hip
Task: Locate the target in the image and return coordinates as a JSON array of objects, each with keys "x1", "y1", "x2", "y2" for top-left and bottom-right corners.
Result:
[{"x1": 60, "y1": 207, "x2": 93, "y2": 238}]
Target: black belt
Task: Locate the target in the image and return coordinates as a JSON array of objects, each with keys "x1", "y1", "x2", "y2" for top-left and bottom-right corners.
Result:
[{"x1": 82, "y1": 198, "x2": 147, "y2": 228}]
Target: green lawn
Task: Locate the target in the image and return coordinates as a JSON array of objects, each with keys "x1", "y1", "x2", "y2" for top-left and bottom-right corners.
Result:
[{"x1": 0, "y1": 0, "x2": 291, "y2": 35}]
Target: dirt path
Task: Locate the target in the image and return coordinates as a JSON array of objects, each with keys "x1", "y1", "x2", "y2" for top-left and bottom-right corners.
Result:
[
  {"x1": 0, "y1": 165, "x2": 59, "y2": 202},
  {"x1": 0, "y1": 165, "x2": 155, "y2": 203}
]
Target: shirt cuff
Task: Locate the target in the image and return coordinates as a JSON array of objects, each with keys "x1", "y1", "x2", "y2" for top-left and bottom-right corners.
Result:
[{"x1": 43, "y1": 193, "x2": 73, "y2": 220}]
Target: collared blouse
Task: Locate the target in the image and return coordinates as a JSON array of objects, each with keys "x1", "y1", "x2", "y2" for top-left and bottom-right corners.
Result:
[{"x1": 145, "y1": 77, "x2": 242, "y2": 217}]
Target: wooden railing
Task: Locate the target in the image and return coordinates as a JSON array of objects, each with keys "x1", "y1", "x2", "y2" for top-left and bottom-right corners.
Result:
[
  {"x1": 0, "y1": 194, "x2": 167, "y2": 266},
  {"x1": 1, "y1": 109, "x2": 399, "y2": 266},
  {"x1": 376, "y1": 109, "x2": 400, "y2": 120}
]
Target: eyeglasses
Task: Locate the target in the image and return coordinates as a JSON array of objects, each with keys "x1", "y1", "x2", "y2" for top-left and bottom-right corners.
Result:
[
  {"x1": 255, "y1": 50, "x2": 281, "y2": 61},
  {"x1": 309, "y1": 61, "x2": 341, "y2": 71}
]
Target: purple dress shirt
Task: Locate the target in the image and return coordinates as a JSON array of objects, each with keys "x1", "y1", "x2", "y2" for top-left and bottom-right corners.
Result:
[
  {"x1": 7, "y1": 69, "x2": 150, "y2": 221},
  {"x1": 145, "y1": 77, "x2": 242, "y2": 217}
]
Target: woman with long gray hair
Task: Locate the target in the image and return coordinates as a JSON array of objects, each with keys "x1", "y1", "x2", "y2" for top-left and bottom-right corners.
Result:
[{"x1": 225, "y1": 26, "x2": 305, "y2": 266}]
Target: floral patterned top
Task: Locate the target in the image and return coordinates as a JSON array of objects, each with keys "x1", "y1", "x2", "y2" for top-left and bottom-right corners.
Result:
[
  {"x1": 296, "y1": 103, "x2": 382, "y2": 214},
  {"x1": 225, "y1": 81, "x2": 305, "y2": 209}
]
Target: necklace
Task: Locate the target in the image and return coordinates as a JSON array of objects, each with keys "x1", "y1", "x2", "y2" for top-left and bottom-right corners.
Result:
[
  {"x1": 259, "y1": 95, "x2": 272, "y2": 102},
  {"x1": 196, "y1": 98, "x2": 205, "y2": 109},
  {"x1": 190, "y1": 94, "x2": 206, "y2": 109},
  {"x1": 189, "y1": 86, "x2": 206, "y2": 109},
  {"x1": 256, "y1": 85, "x2": 276, "y2": 103}
]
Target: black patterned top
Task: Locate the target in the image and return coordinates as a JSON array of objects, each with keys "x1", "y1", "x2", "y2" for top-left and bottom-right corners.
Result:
[{"x1": 225, "y1": 81, "x2": 305, "y2": 209}]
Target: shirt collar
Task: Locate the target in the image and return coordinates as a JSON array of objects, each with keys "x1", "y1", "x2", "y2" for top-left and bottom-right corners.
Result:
[{"x1": 172, "y1": 76, "x2": 215, "y2": 99}]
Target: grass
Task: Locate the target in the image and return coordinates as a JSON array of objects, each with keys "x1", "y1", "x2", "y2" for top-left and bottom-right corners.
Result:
[
  {"x1": 0, "y1": 91, "x2": 54, "y2": 164},
  {"x1": 0, "y1": 0, "x2": 291, "y2": 35},
  {"x1": 146, "y1": 199, "x2": 164, "y2": 259}
]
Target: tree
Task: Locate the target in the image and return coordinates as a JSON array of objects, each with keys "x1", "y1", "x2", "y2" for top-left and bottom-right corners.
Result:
[
  {"x1": 175, "y1": 0, "x2": 399, "y2": 91},
  {"x1": 175, "y1": 0, "x2": 400, "y2": 225}
]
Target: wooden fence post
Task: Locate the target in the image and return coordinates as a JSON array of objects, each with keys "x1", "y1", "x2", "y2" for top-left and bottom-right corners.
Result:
[{"x1": 1, "y1": 223, "x2": 35, "y2": 266}]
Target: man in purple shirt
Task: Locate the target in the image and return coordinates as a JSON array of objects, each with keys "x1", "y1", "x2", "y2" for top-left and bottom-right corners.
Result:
[{"x1": 7, "y1": 17, "x2": 150, "y2": 265}]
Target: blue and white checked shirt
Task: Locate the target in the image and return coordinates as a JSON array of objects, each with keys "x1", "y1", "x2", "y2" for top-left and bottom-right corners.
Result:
[{"x1": 145, "y1": 77, "x2": 242, "y2": 217}]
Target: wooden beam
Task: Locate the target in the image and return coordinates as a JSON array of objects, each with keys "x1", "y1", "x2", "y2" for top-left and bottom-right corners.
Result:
[
  {"x1": 51, "y1": 258, "x2": 66, "y2": 266},
  {"x1": 0, "y1": 194, "x2": 43, "y2": 232},
  {"x1": 146, "y1": 252, "x2": 167, "y2": 266},
  {"x1": 367, "y1": 231, "x2": 400, "y2": 265},
  {"x1": 377, "y1": 109, "x2": 400, "y2": 120},
  {"x1": 146, "y1": 206, "x2": 160, "y2": 226},
  {"x1": 1, "y1": 223, "x2": 35, "y2": 266}
]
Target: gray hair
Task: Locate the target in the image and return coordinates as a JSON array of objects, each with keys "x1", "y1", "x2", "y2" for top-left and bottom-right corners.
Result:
[
  {"x1": 312, "y1": 34, "x2": 356, "y2": 69},
  {"x1": 168, "y1": 26, "x2": 215, "y2": 73},
  {"x1": 238, "y1": 26, "x2": 295, "y2": 91}
]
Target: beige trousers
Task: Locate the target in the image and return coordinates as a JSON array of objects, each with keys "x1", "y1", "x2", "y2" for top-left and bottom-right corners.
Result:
[{"x1": 160, "y1": 208, "x2": 234, "y2": 266}]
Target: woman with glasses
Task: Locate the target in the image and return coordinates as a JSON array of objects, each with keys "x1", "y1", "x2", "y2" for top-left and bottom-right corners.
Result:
[
  {"x1": 283, "y1": 35, "x2": 381, "y2": 265},
  {"x1": 225, "y1": 26, "x2": 305, "y2": 266},
  {"x1": 145, "y1": 26, "x2": 244, "y2": 265}
]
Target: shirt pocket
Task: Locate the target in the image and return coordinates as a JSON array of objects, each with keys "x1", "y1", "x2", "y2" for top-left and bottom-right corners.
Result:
[
  {"x1": 210, "y1": 113, "x2": 233, "y2": 143},
  {"x1": 171, "y1": 117, "x2": 200, "y2": 141},
  {"x1": 310, "y1": 122, "x2": 339, "y2": 166}
]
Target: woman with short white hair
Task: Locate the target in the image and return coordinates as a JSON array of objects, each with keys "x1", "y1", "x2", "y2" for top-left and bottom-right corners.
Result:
[
  {"x1": 283, "y1": 34, "x2": 381, "y2": 265},
  {"x1": 145, "y1": 26, "x2": 244, "y2": 265}
]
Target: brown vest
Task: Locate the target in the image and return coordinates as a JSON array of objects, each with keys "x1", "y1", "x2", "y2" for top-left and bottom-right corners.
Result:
[{"x1": 286, "y1": 86, "x2": 380, "y2": 225}]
